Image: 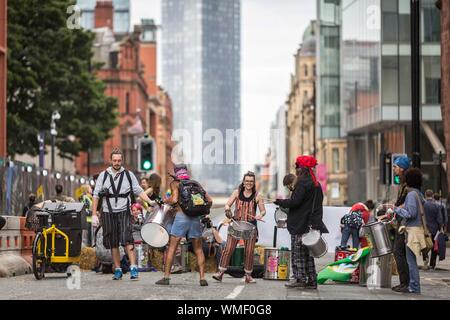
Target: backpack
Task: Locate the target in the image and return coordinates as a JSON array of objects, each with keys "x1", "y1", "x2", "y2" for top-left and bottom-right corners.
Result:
[
  {"x1": 178, "y1": 179, "x2": 210, "y2": 217},
  {"x1": 342, "y1": 210, "x2": 363, "y2": 229}
]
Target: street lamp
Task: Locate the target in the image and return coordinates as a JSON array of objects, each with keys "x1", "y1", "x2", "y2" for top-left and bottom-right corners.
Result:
[{"x1": 50, "y1": 110, "x2": 61, "y2": 171}]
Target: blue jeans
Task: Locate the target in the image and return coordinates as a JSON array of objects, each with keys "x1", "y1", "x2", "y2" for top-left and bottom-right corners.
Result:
[
  {"x1": 405, "y1": 246, "x2": 421, "y2": 293},
  {"x1": 340, "y1": 225, "x2": 360, "y2": 248}
]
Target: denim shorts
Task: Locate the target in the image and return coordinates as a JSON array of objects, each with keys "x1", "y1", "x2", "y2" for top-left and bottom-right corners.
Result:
[{"x1": 170, "y1": 212, "x2": 202, "y2": 239}]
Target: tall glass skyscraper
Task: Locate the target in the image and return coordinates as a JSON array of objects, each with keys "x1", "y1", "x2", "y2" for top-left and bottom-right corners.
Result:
[{"x1": 162, "y1": 0, "x2": 241, "y2": 194}]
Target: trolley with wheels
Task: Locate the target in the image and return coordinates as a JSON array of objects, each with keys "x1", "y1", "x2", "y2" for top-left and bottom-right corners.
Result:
[{"x1": 31, "y1": 202, "x2": 88, "y2": 280}]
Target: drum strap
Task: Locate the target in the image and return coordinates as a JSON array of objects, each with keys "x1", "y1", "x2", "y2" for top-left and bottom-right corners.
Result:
[{"x1": 102, "y1": 170, "x2": 135, "y2": 213}]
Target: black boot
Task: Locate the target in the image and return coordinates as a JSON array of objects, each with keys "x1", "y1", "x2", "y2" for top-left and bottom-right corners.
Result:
[
  {"x1": 285, "y1": 279, "x2": 306, "y2": 288},
  {"x1": 306, "y1": 279, "x2": 318, "y2": 289}
]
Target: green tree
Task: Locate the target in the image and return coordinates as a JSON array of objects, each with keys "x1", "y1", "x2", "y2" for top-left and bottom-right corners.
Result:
[{"x1": 7, "y1": 0, "x2": 118, "y2": 159}]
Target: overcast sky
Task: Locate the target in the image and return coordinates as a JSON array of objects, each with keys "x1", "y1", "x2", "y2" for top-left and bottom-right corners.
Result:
[{"x1": 130, "y1": 0, "x2": 316, "y2": 171}]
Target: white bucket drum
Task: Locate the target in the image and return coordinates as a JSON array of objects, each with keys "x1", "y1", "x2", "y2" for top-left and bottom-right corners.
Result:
[
  {"x1": 140, "y1": 204, "x2": 175, "y2": 248},
  {"x1": 301, "y1": 229, "x2": 328, "y2": 258}
]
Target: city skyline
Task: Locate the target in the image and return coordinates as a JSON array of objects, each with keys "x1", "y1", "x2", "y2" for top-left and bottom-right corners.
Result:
[{"x1": 130, "y1": 0, "x2": 316, "y2": 172}]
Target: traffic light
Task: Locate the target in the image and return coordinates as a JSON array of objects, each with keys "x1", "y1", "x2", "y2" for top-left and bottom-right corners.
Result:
[
  {"x1": 391, "y1": 153, "x2": 408, "y2": 186},
  {"x1": 138, "y1": 137, "x2": 155, "y2": 172},
  {"x1": 379, "y1": 151, "x2": 392, "y2": 185}
]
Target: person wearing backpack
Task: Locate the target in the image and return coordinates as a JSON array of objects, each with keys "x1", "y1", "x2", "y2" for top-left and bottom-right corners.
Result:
[
  {"x1": 340, "y1": 200, "x2": 375, "y2": 249},
  {"x1": 212, "y1": 171, "x2": 266, "y2": 284},
  {"x1": 155, "y1": 164, "x2": 213, "y2": 286},
  {"x1": 340, "y1": 209, "x2": 364, "y2": 249},
  {"x1": 91, "y1": 148, "x2": 156, "y2": 281}
]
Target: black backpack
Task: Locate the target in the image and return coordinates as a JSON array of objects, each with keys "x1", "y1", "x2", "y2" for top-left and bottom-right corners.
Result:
[{"x1": 178, "y1": 179, "x2": 210, "y2": 217}]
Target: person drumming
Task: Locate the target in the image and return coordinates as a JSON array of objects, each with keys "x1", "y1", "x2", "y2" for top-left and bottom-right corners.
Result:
[{"x1": 212, "y1": 171, "x2": 266, "y2": 283}]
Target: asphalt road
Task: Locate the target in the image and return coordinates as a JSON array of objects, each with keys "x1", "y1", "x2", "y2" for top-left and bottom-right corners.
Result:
[{"x1": 1, "y1": 253, "x2": 449, "y2": 300}]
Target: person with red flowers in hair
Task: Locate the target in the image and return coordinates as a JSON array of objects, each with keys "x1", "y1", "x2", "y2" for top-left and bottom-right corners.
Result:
[{"x1": 274, "y1": 155, "x2": 329, "y2": 289}]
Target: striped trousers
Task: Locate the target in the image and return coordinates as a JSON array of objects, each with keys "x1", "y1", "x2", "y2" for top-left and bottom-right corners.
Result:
[
  {"x1": 100, "y1": 210, "x2": 134, "y2": 249},
  {"x1": 218, "y1": 235, "x2": 256, "y2": 274},
  {"x1": 291, "y1": 234, "x2": 316, "y2": 283}
]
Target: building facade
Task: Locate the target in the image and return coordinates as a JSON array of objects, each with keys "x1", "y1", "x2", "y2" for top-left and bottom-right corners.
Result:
[
  {"x1": 342, "y1": 0, "x2": 447, "y2": 203},
  {"x1": 286, "y1": 21, "x2": 317, "y2": 167},
  {"x1": 0, "y1": 0, "x2": 6, "y2": 158},
  {"x1": 316, "y1": 0, "x2": 348, "y2": 205},
  {"x1": 162, "y1": 0, "x2": 241, "y2": 194},
  {"x1": 75, "y1": 2, "x2": 149, "y2": 175}
]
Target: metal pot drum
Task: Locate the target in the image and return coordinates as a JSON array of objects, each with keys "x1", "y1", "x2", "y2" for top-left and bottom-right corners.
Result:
[
  {"x1": 228, "y1": 220, "x2": 256, "y2": 240},
  {"x1": 301, "y1": 229, "x2": 328, "y2": 258},
  {"x1": 363, "y1": 221, "x2": 392, "y2": 257},
  {"x1": 140, "y1": 204, "x2": 175, "y2": 248},
  {"x1": 274, "y1": 207, "x2": 288, "y2": 229}
]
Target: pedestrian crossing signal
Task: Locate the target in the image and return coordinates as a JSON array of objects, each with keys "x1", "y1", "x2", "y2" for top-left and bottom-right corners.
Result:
[{"x1": 138, "y1": 137, "x2": 155, "y2": 172}]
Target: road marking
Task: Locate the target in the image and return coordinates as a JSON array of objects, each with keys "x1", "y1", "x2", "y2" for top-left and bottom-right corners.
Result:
[{"x1": 225, "y1": 285, "x2": 245, "y2": 299}]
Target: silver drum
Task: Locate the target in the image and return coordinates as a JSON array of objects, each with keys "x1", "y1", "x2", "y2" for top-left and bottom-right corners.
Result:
[
  {"x1": 228, "y1": 220, "x2": 256, "y2": 240},
  {"x1": 301, "y1": 229, "x2": 328, "y2": 258},
  {"x1": 140, "y1": 204, "x2": 175, "y2": 248},
  {"x1": 363, "y1": 221, "x2": 392, "y2": 257}
]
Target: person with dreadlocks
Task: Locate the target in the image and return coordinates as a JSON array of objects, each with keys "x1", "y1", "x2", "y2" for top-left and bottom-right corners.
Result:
[
  {"x1": 274, "y1": 156, "x2": 328, "y2": 289},
  {"x1": 212, "y1": 171, "x2": 266, "y2": 284}
]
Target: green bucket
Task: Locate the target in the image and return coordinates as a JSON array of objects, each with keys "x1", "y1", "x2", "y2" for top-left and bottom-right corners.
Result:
[{"x1": 230, "y1": 246, "x2": 245, "y2": 267}]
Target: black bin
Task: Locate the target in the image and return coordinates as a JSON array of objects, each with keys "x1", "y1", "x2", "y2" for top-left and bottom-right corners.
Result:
[
  {"x1": 43, "y1": 202, "x2": 88, "y2": 230},
  {"x1": 54, "y1": 228, "x2": 83, "y2": 257}
]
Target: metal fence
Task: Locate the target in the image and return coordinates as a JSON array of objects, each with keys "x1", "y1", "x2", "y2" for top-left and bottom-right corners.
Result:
[{"x1": 0, "y1": 158, "x2": 92, "y2": 216}]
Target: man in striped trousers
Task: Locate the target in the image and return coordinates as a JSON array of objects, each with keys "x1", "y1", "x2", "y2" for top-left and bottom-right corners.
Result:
[{"x1": 92, "y1": 148, "x2": 155, "y2": 281}]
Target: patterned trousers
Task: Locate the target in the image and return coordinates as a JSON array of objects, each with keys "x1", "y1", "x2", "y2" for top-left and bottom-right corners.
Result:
[
  {"x1": 218, "y1": 235, "x2": 256, "y2": 274},
  {"x1": 291, "y1": 234, "x2": 316, "y2": 283}
]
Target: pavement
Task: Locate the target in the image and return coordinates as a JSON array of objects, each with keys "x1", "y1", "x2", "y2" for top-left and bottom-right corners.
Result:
[{"x1": 0, "y1": 250, "x2": 449, "y2": 300}]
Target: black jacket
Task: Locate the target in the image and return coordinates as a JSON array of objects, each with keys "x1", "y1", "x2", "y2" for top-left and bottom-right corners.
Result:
[{"x1": 277, "y1": 176, "x2": 329, "y2": 235}]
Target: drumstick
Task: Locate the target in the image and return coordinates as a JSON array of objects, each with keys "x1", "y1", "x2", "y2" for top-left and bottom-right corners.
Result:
[{"x1": 247, "y1": 213, "x2": 266, "y2": 223}]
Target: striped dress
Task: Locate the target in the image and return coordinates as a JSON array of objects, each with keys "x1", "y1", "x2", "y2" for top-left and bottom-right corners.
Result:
[{"x1": 218, "y1": 189, "x2": 258, "y2": 274}]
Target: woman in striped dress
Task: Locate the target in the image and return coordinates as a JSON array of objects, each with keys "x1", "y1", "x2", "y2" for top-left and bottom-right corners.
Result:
[{"x1": 212, "y1": 171, "x2": 266, "y2": 283}]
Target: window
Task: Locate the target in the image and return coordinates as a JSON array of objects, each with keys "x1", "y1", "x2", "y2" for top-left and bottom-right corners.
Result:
[
  {"x1": 398, "y1": 14, "x2": 410, "y2": 42},
  {"x1": 423, "y1": 56, "x2": 441, "y2": 104},
  {"x1": 382, "y1": 56, "x2": 398, "y2": 105},
  {"x1": 114, "y1": 11, "x2": 129, "y2": 33},
  {"x1": 80, "y1": 11, "x2": 94, "y2": 30},
  {"x1": 422, "y1": 5, "x2": 440, "y2": 42},
  {"x1": 313, "y1": 64, "x2": 316, "y2": 76},
  {"x1": 332, "y1": 148, "x2": 340, "y2": 173},
  {"x1": 125, "y1": 92, "x2": 130, "y2": 114},
  {"x1": 382, "y1": 13, "x2": 398, "y2": 42},
  {"x1": 303, "y1": 64, "x2": 308, "y2": 77},
  {"x1": 399, "y1": 56, "x2": 411, "y2": 105},
  {"x1": 109, "y1": 51, "x2": 118, "y2": 69}
]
